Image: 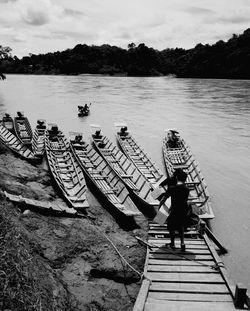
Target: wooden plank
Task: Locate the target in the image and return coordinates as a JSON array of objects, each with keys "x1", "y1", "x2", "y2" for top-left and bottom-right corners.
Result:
[
  {"x1": 150, "y1": 248, "x2": 210, "y2": 255},
  {"x1": 148, "y1": 259, "x2": 215, "y2": 266},
  {"x1": 144, "y1": 300, "x2": 236, "y2": 311},
  {"x1": 133, "y1": 279, "x2": 150, "y2": 311},
  {"x1": 146, "y1": 272, "x2": 223, "y2": 283},
  {"x1": 147, "y1": 292, "x2": 233, "y2": 302},
  {"x1": 148, "y1": 230, "x2": 198, "y2": 235},
  {"x1": 147, "y1": 265, "x2": 219, "y2": 273},
  {"x1": 149, "y1": 242, "x2": 207, "y2": 249},
  {"x1": 148, "y1": 238, "x2": 205, "y2": 245},
  {"x1": 203, "y1": 234, "x2": 236, "y2": 297},
  {"x1": 149, "y1": 253, "x2": 214, "y2": 261},
  {"x1": 150, "y1": 282, "x2": 230, "y2": 294}
]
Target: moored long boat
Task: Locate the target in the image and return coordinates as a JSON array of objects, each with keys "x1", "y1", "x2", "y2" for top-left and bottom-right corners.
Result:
[
  {"x1": 14, "y1": 111, "x2": 33, "y2": 146},
  {"x1": 70, "y1": 133, "x2": 140, "y2": 217},
  {"x1": 162, "y1": 129, "x2": 214, "y2": 219},
  {"x1": 45, "y1": 125, "x2": 89, "y2": 211},
  {"x1": 4, "y1": 191, "x2": 78, "y2": 217},
  {"x1": 32, "y1": 119, "x2": 46, "y2": 158},
  {"x1": 116, "y1": 125, "x2": 166, "y2": 188},
  {"x1": 91, "y1": 126, "x2": 160, "y2": 212},
  {"x1": 0, "y1": 124, "x2": 39, "y2": 163}
]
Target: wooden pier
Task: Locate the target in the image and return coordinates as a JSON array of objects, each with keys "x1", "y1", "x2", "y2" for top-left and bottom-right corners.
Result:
[{"x1": 133, "y1": 223, "x2": 248, "y2": 311}]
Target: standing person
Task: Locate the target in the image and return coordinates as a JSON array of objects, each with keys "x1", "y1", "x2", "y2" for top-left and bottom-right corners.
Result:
[{"x1": 160, "y1": 168, "x2": 189, "y2": 251}]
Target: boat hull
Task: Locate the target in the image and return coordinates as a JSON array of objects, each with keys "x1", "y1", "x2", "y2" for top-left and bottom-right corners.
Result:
[
  {"x1": 0, "y1": 124, "x2": 39, "y2": 164},
  {"x1": 162, "y1": 131, "x2": 214, "y2": 219},
  {"x1": 70, "y1": 139, "x2": 141, "y2": 219},
  {"x1": 45, "y1": 127, "x2": 89, "y2": 211},
  {"x1": 14, "y1": 113, "x2": 33, "y2": 146},
  {"x1": 91, "y1": 130, "x2": 159, "y2": 218}
]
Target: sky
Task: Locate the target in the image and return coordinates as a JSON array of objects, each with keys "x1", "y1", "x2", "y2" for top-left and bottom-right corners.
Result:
[{"x1": 0, "y1": 0, "x2": 250, "y2": 58}]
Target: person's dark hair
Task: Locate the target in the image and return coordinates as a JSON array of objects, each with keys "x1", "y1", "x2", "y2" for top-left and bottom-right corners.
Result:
[{"x1": 174, "y1": 168, "x2": 187, "y2": 182}]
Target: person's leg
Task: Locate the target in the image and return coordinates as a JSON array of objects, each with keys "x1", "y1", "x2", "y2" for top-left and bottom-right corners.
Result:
[
  {"x1": 179, "y1": 226, "x2": 185, "y2": 251},
  {"x1": 169, "y1": 229, "x2": 176, "y2": 249}
]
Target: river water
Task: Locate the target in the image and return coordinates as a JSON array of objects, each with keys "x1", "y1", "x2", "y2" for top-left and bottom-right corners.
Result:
[{"x1": 1, "y1": 74, "x2": 250, "y2": 291}]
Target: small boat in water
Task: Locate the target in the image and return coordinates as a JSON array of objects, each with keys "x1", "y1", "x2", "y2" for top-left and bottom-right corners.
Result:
[
  {"x1": 116, "y1": 124, "x2": 166, "y2": 188},
  {"x1": 1, "y1": 113, "x2": 14, "y2": 133},
  {"x1": 14, "y1": 111, "x2": 33, "y2": 146},
  {"x1": 91, "y1": 126, "x2": 160, "y2": 213},
  {"x1": 45, "y1": 124, "x2": 89, "y2": 212},
  {"x1": 78, "y1": 103, "x2": 91, "y2": 117},
  {"x1": 162, "y1": 129, "x2": 214, "y2": 219},
  {"x1": 32, "y1": 119, "x2": 46, "y2": 158},
  {"x1": 0, "y1": 124, "x2": 39, "y2": 163},
  {"x1": 70, "y1": 133, "x2": 140, "y2": 217}
]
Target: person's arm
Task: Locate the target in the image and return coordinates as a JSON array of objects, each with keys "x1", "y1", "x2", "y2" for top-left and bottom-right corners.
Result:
[{"x1": 159, "y1": 188, "x2": 171, "y2": 207}]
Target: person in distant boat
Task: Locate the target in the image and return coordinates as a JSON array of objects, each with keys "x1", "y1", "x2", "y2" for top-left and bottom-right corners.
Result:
[
  {"x1": 78, "y1": 104, "x2": 89, "y2": 115},
  {"x1": 160, "y1": 168, "x2": 189, "y2": 252},
  {"x1": 94, "y1": 130, "x2": 101, "y2": 139},
  {"x1": 120, "y1": 126, "x2": 128, "y2": 136},
  {"x1": 167, "y1": 130, "x2": 179, "y2": 148}
]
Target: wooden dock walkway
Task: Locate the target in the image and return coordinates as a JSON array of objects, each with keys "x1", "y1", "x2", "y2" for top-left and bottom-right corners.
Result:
[{"x1": 133, "y1": 223, "x2": 246, "y2": 311}]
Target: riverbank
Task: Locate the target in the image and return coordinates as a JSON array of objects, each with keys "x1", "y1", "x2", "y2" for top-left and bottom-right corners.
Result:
[{"x1": 0, "y1": 144, "x2": 148, "y2": 311}]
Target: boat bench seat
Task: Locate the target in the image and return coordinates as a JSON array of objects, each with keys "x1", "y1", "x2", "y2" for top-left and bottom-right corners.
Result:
[
  {"x1": 93, "y1": 176, "x2": 106, "y2": 180},
  {"x1": 188, "y1": 197, "x2": 206, "y2": 205},
  {"x1": 120, "y1": 174, "x2": 133, "y2": 178},
  {"x1": 69, "y1": 196, "x2": 83, "y2": 202},
  {"x1": 172, "y1": 164, "x2": 189, "y2": 169},
  {"x1": 101, "y1": 149, "x2": 112, "y2": 154},
  {"x1": 103, "y1": 189, "x2": 117, "y2": 194}
]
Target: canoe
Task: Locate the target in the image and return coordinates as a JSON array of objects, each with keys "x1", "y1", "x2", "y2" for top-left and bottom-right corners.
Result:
[
  {"x1": 116, "y1": 125, "x2": 166, "y2": 188},
  {"x1": 91, "y1": 127, "x2": 160, "y2": 213},
  {"x1": 70, "y1": 133, "x2": 140, "y2": 217},
  {"x1": 45, "y1": 125, "x2": 89, "y2": 211},
  {"x1": 0, "y1": 124, "x2": 39, "y2": 163},
  {"x1": 4, "y1": 191, "x2": 78, "y2": 217},
  {"x1": 162, "y1": 129, "x2": 214, "y2": 219},
  {"x1": 32, "y1": 119, "x2": 46, "y2": 158},
  {"x1": 2, "y1": 113, "x2": 14, "y2": 133},
  {"x1": 14, "y1": 111, "x2": 33, "y2": 146}
]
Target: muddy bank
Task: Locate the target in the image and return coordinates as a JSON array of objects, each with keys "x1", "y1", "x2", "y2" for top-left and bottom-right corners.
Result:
[{"x1": 0, "y1": 145, "x2": 148, "y2": 311}]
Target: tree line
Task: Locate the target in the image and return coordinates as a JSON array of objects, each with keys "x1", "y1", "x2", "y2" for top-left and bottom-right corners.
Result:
[{"x1": 1, "y1": 28, "x2": 250, "y2": 79}]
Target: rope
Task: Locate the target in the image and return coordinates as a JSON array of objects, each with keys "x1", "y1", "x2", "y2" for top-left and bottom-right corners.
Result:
[
  {"x1": 102, "y1": 231, "x2": 143, "y2": 278},
  {"x1": 161, "y1": 246, "x2": 226, "y2": 270},
  {"x1": 86, "y1": 216, "x2": 146, "y2": 282}
]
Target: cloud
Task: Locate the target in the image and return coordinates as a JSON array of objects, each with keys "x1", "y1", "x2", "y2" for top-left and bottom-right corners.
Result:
[
  {"x1": 219, "y1": 15, "x2": 250, "y2": 24},
  {"x1": 23, "y1": 9, "x2": 50, "y2": 25},
  {"x1": 118, "y1": 32, "x2": 132, "y2": 40},
  {"x1": 184, "y1": 6, "x2": 215, "y2": 15},
  {"x1": 17, "y1": 0, "x2": 63, "y2": 26},
  {"x1": 0, "y1": 0, "x2": 17, "y2": 3},
  {"x1": 52, "y1": 29, "x2": 97, "y2": 41},
  {"x1": 1, "y1": 0, "x2": 250, "y2": 57},
  {"x1": 64, "y1": 8, "x2": 84, "y2": 17}
]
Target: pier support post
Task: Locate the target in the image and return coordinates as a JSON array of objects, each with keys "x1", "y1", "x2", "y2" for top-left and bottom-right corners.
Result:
[{"x1": 234, "y1": 283, "x2": 247, "y2": 309}]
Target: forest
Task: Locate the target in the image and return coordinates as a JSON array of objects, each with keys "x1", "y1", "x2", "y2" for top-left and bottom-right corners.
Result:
[{"x1": 1, "y1": 28, "x2": 250, "y2": 79}]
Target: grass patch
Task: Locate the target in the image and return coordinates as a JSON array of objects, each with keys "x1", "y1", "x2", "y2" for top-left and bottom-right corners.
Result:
[{"x1": 0, "y1": 202, "x2": 42, "y2": 310}]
